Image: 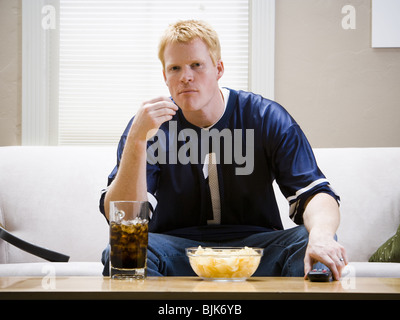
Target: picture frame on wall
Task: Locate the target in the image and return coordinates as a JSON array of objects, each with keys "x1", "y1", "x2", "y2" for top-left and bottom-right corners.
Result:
[{"x1": 371, "y1": 0, "x2": 400, "y2": 48}]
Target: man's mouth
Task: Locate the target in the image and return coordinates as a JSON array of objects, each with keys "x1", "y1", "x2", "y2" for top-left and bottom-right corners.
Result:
[{"x1": 178, "y1": 89, "x2": 198, "y2": 95}]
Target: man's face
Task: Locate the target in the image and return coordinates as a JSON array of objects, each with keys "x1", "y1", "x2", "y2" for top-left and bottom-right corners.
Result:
[{"x1": 162, "y1": 38, "x2": 224, "y2": 116}]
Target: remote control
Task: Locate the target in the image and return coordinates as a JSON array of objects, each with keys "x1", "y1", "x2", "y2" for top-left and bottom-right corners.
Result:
[{"x1": 307, "y1": 267, "x2": 332, "y2": 282}]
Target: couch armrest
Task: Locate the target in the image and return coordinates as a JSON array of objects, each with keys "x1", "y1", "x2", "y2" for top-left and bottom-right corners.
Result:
[{"x1": 0, "y1": 226, "x2": 69, "y2": 262}]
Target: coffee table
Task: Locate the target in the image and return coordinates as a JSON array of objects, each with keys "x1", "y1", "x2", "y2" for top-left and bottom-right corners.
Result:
[{"x1": 1, "y1": 276, "x2": 399, "y2": 300}]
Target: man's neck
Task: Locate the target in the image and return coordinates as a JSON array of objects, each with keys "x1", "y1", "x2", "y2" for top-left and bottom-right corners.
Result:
[{"x1": 182, "y1": 88, "x2": 226, "y2": 129}]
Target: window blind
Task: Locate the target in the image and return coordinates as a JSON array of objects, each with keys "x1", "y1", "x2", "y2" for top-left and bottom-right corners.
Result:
[{"x1": 59, "y1": 0, "x2": 249, "y2": 145}]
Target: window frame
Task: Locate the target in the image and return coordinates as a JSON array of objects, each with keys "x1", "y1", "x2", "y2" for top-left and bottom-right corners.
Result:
[{"x1": 21, "y1": 0, "x2": 275, "y2": 145}]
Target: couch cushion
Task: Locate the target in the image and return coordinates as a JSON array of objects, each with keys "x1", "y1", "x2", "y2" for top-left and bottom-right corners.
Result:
[
  {"x1": 0, "y1": 146, "x2": 114, "y2": 263},
  {"x1": 278, "y1": 148, "x2": 400, "y2": 262},
  {"x1": 0, "y1": 262, "x2": 104, "y2": 277},
  {"x1": 369, "y1": 224, "x2": 400, "y2": 262},
  {"x1": 313, "y1": 148, "x2": 400, "y2": 262},
  {"x1": 345, "y1": 262, "x2": 400, "y2": 278}
]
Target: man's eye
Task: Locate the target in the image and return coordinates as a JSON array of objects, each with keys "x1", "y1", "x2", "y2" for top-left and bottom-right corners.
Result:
[
  {"x1": 192, "y1": 63, "x2": 201, "y2": 68},
  {"x1": 170, "y1": 66, "x2": 180, "y2": 71}
]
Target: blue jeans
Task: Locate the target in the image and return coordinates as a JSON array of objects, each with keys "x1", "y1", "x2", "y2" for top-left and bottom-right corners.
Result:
[{"x1": 101, "y1": 225, "x2": 309, "y2": 277}]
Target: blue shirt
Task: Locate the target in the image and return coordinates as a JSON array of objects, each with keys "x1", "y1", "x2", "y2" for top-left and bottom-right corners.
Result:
[{"x1": 100, "y1": 88, "x2": 339, "y2": 241}]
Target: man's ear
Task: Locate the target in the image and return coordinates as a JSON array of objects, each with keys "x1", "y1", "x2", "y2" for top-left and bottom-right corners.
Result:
[{"x1": 216, "y1": 60, "x2": 224, "y2": 81}]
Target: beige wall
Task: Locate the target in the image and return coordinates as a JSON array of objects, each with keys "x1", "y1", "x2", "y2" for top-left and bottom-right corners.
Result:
[
  {"x1": 1, "y1": 0, "x2": 400, "y2": 147},
  {"x1": 0, "y1": 0, "x2": 21, "y2": 146},
  {"x1": 275, "y1": 0, "x2": 400, "y2": 147}
]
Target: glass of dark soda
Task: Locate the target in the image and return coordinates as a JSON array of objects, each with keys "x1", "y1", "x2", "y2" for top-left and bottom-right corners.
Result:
[{"x1": 109, "y1": 201, "x2": 149, "y2": 279}]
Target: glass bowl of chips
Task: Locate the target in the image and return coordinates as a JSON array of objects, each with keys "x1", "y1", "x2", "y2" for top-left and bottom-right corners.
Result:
[{"x1": 186, "y1": 246, "x2": 263, "y2": 281}]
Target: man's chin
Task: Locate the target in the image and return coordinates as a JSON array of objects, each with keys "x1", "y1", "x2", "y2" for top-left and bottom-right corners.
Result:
[{"x1": 175, "y1": 100, "x2": 199, "y2": 113}]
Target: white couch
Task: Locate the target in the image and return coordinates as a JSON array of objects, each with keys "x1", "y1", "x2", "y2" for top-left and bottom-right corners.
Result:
[{"x1": 0, "y1": 146, "x2": 399, "y2": 277}]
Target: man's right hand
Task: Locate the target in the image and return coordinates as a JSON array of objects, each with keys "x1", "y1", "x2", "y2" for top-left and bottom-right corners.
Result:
[{"x1": 129, "y1": 96, "x2": 178, "y2": 141}]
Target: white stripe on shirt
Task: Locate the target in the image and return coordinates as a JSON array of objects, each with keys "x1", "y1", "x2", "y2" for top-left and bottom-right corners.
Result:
[{"x1": 286, "y1": 178, "x2": 330, "y2": 203}]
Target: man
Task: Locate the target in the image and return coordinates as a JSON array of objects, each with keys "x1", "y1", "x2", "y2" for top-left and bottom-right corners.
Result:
[{"x1": 100, "y1": 20, "x2": 347, "y2": 280}]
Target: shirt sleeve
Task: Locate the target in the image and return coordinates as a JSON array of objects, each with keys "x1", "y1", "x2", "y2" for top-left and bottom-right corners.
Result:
[{"x1": 266, "y1": 108, "x2": 340, "y2": 225}]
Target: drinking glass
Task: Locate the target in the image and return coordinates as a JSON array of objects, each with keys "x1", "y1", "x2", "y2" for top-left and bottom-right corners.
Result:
[{"x1": 109, "y1": 201, "x2": 149, "y2": 279}]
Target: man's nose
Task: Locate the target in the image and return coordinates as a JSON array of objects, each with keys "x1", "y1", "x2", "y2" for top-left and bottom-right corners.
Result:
[{"x1": 180, "y1": 66, "x2": 194, "y2": 83}]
